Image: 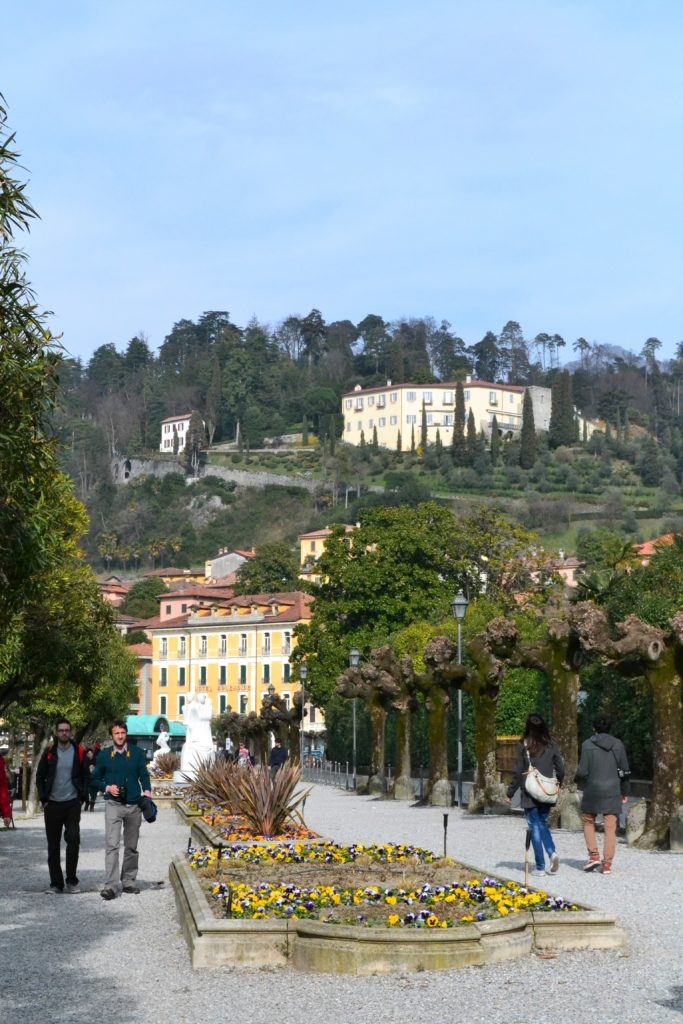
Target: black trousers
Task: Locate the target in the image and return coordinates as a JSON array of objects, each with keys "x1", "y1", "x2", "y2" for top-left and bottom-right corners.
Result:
[{"x1": 44, "y1": 798, "x2": 81, "y2": 887}]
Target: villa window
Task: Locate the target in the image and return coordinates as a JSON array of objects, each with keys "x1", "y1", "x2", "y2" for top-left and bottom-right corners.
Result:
[
  {"x1": 239, "y1": 695, "x2": 248, "y2": 714},
  {"x1": 178, "y1": 667, "x2": 186, "y2": 686},
  {"x1": 407, "y1": 391, "x2": 416, "y2": 401},
  {"x1": 199, "y1": 666, "x2": 207, "y2": 686},
  {"x1": 159, "y1": 696, "x2": 167, "y2": 715},
  {"x1": 219, "y1": 694, "x2": 228, "y2": 714},
  {"x1": 160, "y1": 667, "x2": 167, "y2": 687}
]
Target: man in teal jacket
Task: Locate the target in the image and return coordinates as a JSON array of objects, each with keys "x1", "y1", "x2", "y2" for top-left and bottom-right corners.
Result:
[{"x1": 93, "y1": 720, "x2": 152, "y2": 900}]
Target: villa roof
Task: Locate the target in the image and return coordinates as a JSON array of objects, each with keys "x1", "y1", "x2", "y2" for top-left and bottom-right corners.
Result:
[
  {"x1": 127, "y1": 642, "x2": 152, "y2": 658},
  {"x1": 160, "y1": 412, "x2": 193, "y2": 424},
  {"x1": 143, "y1": 566, "x2": 205, "y2": 578},
  {"x1": 342, "y1": 379, "x2": 525, "y2": 397}
]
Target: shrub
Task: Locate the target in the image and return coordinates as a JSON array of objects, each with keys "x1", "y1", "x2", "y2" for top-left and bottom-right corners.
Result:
[{"x1": 152, "y1": 751, "x2": 180, "y2": 775}]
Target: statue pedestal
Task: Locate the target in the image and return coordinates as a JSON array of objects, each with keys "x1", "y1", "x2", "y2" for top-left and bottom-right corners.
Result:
[
  {"x1": 430, "y1": 779, "x2": 454, "y2": 807},
  {"x1": 179, "y1": 745, "x2": 214, "y2": 779}
]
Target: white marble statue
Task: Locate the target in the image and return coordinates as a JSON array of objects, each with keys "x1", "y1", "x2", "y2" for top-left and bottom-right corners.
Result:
[
  {"x1": 152, "y1": 729, "x2": 171, "y2": 766},
  {"x1": 179, "y1": 691, "x2": 214, "y2": 776}
]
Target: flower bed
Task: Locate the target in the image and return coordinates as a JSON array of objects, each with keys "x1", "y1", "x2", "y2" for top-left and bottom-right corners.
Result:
[
  {"x1": 189, "y1": 842, "x2": 577, "y2": 929},
  {"x1": 198, "y1": 810, "x2": 317, "y2": 844},
  {"x1": 170, "y1": 842, "x2": 628, "y2": 972}
]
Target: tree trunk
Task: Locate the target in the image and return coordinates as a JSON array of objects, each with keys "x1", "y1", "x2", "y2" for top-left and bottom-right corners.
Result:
[
  {"x1": 468, "y1": 685, "x2": 507, "y2": 813},
  {"x1": 426, "y1": 687, "x2": 453, "y2": 806},
  {"x1": 635, "y1": 657, "x2": 683, "y2": 848},
  {"x1": 28, "y1": 729, "x2": 48, "y2": 816},
  {"x1": 368, "y1": 702, "x2": 387, "y2": 795},
  {"x1": 546, "y1": 660, "x2": 582, "y2": 831},
  {"x1": 393, "y1": 703, "x2": 413, "y2": 800}
]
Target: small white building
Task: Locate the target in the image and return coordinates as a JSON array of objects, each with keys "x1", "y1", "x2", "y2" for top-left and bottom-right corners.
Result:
[{"x1": 160, "y1": 413, "x2": 193, "y2": 453}]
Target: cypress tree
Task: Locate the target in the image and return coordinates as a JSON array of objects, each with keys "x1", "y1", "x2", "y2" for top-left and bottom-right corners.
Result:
[
  {"x1": 372, "y1": 425, "x2": 379, "y2": 451},
  {"x1": 623, "y1": 408, "x2": 630, "y2": 442},
  {"x1": 519, "y1": 389, "x2": 537, "y2": 468},
  {"x1": 302, "y1": 414, "x2": 309, "y2": 446},
  {"x1": 435, "y1": 428, "x2": 443, "y2": 456},
  {"x1": 451, "y1": 380, "x2": 467, "y2": 466},
  {"x1": 172, "y1": 425, "x2": 179, "y2": 455},
  {"x1": 396, "y1": 429, "x2": 402, "y2": 453},
  {"x1": 490, "y1": 414, "x2": 500, "y2": 464},
  {"x1": 329, "y1": 414, "x2": 337, "y2": 454},
  {"x1": 605, "y1": 420, "x2": 612, "y2": 444},
  {"x1": 410, "y1": 425, "x2": 416, "y2": 453},
  {"x1": 582, "y1": 418, "x2": 588, "y2": 443},
  {"x1": 420, "y1": 401, "x2": 428, "y2": 453},
  {"x1": 466, "y1": 409, "x2": 477, "y2": 466},
  {"x1": 548, "y1": 370, "x2": 575, "y2": 447},
  {"x1": 615, "y1": 408, "x2": 622, "y2": 443},
  {"x1": 360, "y1": 428, "x2": 366, "y2": 449}
]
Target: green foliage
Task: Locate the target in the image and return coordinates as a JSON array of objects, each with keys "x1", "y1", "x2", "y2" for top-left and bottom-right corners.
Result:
[
  {"x1": 233, "y1": 542, "x2": 299, "y2": 595},
  {"x1": 495, "y1": 668, "x2": 543, "y2": 736},
  {"x1": 295, "y1": 505, "x2": 538, "y2": 704},
  {"x1": 548, "y1": 371, "x2": 576, "y2": 448},
  {"x1": 519, "y1": 389, "x2": 537, "y2": 468},
  {"x1": 121, "y1": 577, "x2": 168, "y2": 618},
  {"x1": 605, "y1": 534, "x2": 683, "y2": 628},
  {"x1": 576, "y1": 527, "x2": 631, "y2": 570}
]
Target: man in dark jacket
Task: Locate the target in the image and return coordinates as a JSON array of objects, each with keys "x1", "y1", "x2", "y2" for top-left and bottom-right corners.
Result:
[
  {"x1": 92, "y1": 719, "x2": 152, "y2": 900},
  {"x1": 269, "y1": 738, "x2": 289, "y2": 778},
  {"x1": 36, "y1": 718, "x2": 90, "y2": 894},
  {"x1": 575, "y1": 715, "x2": 630, "y2": 874}
]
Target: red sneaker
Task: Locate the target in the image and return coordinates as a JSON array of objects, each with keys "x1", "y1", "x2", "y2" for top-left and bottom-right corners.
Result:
[
  {"x1": 582, "y1": 857, "x2": 601, "y2": 872},
  {"x1": 601, "y1": 863, "x2": 612, "y2": 875}
]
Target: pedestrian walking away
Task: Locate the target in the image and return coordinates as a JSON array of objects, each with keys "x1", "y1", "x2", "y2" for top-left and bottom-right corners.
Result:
[
  {"x1": 269, "y1": 737, "x2": 289, "y2": 778},
  {"x1": 92, "y1": 719, "x2": 153, "y2": 900},
  {"x1": 575, "y1": 714, "x2": 630, "y2": 875},
  {"x1": 36, "y1": 717, "x2": 90, "y2": 893},
  {"x1": 0, "y1": 747, "x2": 12, "y2": 828},
  {"x1": 83, "y1": 747, "x2": 98, "y2": 811},
  {"x1": 507, "y1": 714, "x2": 565, "y2": 876}
]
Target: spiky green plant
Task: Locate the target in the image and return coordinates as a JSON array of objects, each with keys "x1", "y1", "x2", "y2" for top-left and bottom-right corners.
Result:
[
  {"x1": 183, "y1": 756, "x2": 242, "y2": 813},
  {"x1": 152, "y1": 751, "x2": 180, "y2": 775},
  {"x1": 231, "y1": 762, "x2": 311, "y2": 837}
]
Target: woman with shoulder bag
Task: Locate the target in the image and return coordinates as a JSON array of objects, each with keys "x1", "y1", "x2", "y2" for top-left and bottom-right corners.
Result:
[{"x1": 507, "y1": 714, "x2": 565, "y2": 877}]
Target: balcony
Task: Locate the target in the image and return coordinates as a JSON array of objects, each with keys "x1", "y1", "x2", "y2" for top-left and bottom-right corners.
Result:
[
  {"x1": 282, "y1": 643, "x2": 291, "y2": 656},
  {"x1": 219, "y1": 645, "x2": 227, "y2": 656},
  {"x1": 159, "y1": 650, "x2": 168, "y2": 660},
  {"x1": 178, "y1": 647, "x2": 186, "y2": 658},
  {"x1": 377, "y1": 397, "x2": 386, "y2": 408},
  {"x1": 238, "y1": 646, "x2": 247, "y2": 657},
  {"x1": 199, "y1": 646, "x2": 208, "y2": 658},
  {"x1": 262, "y1": 645, "x2": 271, "y2": 656}
]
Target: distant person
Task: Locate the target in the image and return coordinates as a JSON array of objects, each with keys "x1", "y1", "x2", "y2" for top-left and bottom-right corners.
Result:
[
  {"x1": 83, "y1": 748, "x2": 98, "y2": 811},
  {"x1": 237, "y1": 744, "x2": 252, "y2": 767},
  {"x1": 507, "y1": 714, "x2": 565, "y2": 876},
  {"x1": 575, "y1": 714, "x2": 630, "y2": 875},
  {"x1": 92, "y1": 720, "x2": 153, "y2": 900},
  {"x1": 269, "y1": 738, "x2": 288, "y2": 778},
  {"x1": 0, "y1": 748, "x2": 12, "y2": 827},
  {"x1": 36, "y1": 718, "x2": 90, "y2": 894}
]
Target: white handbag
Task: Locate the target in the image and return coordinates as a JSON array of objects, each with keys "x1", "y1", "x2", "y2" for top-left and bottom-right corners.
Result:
[{"x1": 524, "y1": 744, "x2": 560, "y2": 804}]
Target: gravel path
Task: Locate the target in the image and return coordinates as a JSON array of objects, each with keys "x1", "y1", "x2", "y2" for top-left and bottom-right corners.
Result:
[{"x1": 1, "y1": 788, "x2": 681, "y2": 1024}]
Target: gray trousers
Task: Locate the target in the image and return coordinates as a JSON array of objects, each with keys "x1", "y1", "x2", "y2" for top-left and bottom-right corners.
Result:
[{"x1": 104, "y1": 800, "x2": 142, "y2": 890}]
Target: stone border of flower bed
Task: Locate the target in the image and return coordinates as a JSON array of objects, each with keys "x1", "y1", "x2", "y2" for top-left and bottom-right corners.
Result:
[
  {"x1": 175, "y1": 799, "x2": 203, "y2": 827},
  {"x1": 169, "y1": 855, "x2": 628, "y2": 973}
]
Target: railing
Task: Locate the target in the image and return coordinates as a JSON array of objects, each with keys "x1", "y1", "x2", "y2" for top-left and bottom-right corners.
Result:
[
  {"x1": 238, "y1": 646, "x2": 247, "y2": 656},
  {"x1": 302, "y1": 761, "x2": 357, "y2": 790},
  {"x1": 262, "y1": 646, "x2": 271, "y2": 655},
  {"x1": 159, "y1": 651, "x2": 168, "y2": 660}
]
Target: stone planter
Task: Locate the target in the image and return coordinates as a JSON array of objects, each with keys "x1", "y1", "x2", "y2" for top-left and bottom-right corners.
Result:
[
  {"x1": 175, "y1": 800, "x2": 203, "y2": 827},
  {"x1": 169, "y1": 856, "x2": 628, "y2": 974}
]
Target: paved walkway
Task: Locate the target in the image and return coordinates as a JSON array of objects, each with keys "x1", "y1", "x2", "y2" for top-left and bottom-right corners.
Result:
[{"x1": 1, "y1": 789, "x2": 682, "y2": 1024}]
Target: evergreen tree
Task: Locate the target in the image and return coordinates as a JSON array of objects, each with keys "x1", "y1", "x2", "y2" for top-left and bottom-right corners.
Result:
[
  {"x1": 451, "y1": 381, "x2": 467, "y2": 466},
  {"x1": 519, "y1": 389, "x2": 537, "y2": 468},
  {"x1": 435, "y1": 428, "x2": 443, "y2": 456},
  {"x1": 420, "y1": 401, "x2": 428, "y2": 453},
  {"x1": 329, "y1": 414, "x2": 337, "y2": 455},
  {"x1": 410, "y1": 426, "x2": 416, "y2": 453},
  {"x1": 396, "y1": 429, "x2": 402, "y2": 453},
  {"x1": 466, "y1": 409, "x2": 477, "y2": 466},
  {"x1": 623, "y1": 408, "x2": 630, "y2": 442},
  {"x1": 490, "y1": 414, "x2": 500, "y2": 464},
  {"x1": 360, "y1": 429, "x2": 366, "y2": 449},
  {"x1": 372, "y1": 425, "x2": 379, "y2": 451},
  {"x1": 605, "y1": 420, "x2": 612, "y2": 444},
  {"x1": 548, "y1": 370, "x2": 576, "y2": 447},
  {"x1": 184, "y1": 410, "x2": 206, "y2": 477},
  {"x1": 615, "y1": 408, "x2": 622, "y2": 444},
  {"x1": 172, "y1": 425, "x2": 179, "y2": 456},
  {"x1": 302, "y1": 414, "x2": 309, "y2": 446}
]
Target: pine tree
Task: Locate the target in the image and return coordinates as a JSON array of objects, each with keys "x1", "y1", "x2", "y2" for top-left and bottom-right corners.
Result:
[
  {"x1": 451, "y1": 380, "x2": 467, "y2": 466},
  {"x1": 490, "y1": 414, "x2": 500, "y2": 464},
  {"x1": 519, "y1": 389, "x2": 537, "y2": 469},
  {"x1": 466, "y1": 409, "x2": 477, "y2": 466}
]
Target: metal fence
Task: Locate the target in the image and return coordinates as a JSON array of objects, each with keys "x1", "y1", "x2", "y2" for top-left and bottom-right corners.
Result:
[{"x1": 302, "y1": 761, "x2": 357, "y2": 790}]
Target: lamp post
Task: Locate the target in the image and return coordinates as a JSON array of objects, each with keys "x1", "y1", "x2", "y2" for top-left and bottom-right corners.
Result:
[
  {"x1": 349, "y1": 647, "x2": 360, "y2": 790},
  {"x1": 451, "y1": 590, "x2": 469, "y2": 808},
  {"x1": 299, "y1": 664, "x2": 308, "y2": 766}
]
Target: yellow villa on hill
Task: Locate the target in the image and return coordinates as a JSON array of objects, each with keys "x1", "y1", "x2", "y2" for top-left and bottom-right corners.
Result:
[{"x1": 147, "y1": 591, "x2": 312, "y2": 723}]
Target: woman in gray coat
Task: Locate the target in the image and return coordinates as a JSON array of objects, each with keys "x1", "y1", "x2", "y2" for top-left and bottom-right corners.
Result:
[
  {"x1": 507, "y1": 714, "x2": 565, "y2": 876},
  {"x1": 575, "y1": 714, "x2": 630, "y2": 874}
]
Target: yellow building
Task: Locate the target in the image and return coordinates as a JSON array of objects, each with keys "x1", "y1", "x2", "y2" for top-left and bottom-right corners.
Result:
[
  {"x1": 147, "y1": 591, "x2": 312, "y2": 723},
  {"x1": 341, "y1": 376, "x2": 549, "y2": 450},
  {"x1": 298, "y1": 525, "x2": 356, "y2": 584}
]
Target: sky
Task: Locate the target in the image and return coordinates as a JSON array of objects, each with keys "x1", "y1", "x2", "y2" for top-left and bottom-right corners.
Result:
[{"x1": 4, "y1": 0, "x2": 683, "y2": 363}]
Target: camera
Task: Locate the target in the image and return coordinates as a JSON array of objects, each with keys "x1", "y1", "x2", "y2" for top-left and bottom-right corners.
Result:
[{"x1": 118, "y1": 785, "x2": 128, "y2": 804}]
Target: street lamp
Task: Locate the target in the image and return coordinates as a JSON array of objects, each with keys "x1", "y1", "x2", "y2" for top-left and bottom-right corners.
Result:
[
  {"x1": 451, "y1": 590, "x2": 469, "y2": 808},
  {"x1": 267, "y1": 683, "x2": 275, "y2": 698},
  {"x1": 348, "y1": 648, "x2": 361, "y2": 790},
  {"x1": 299, "y1": 664, "x2": 308, "y2": 766}
]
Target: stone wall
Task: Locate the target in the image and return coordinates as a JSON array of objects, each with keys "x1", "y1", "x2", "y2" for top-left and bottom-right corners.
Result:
[{"x1": 111, "y1": 456, "x2": 326, "y2": 493}]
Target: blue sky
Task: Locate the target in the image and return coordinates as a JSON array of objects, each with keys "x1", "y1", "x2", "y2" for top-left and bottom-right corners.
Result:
[{"x1": 4, "y1": 1, "x2": 683, "y2": 362}]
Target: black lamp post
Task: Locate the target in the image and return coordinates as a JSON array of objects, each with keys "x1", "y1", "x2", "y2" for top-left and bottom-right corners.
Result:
[
  {"x1": 299, "y1": 664, "x2": 308, "y2": 765},
  {"x1": 451, "y1": 590, "x2": 469, "y2": 807},
  {"x1": 349, "y1": 648, "x2": 361, "y2": 790}
]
